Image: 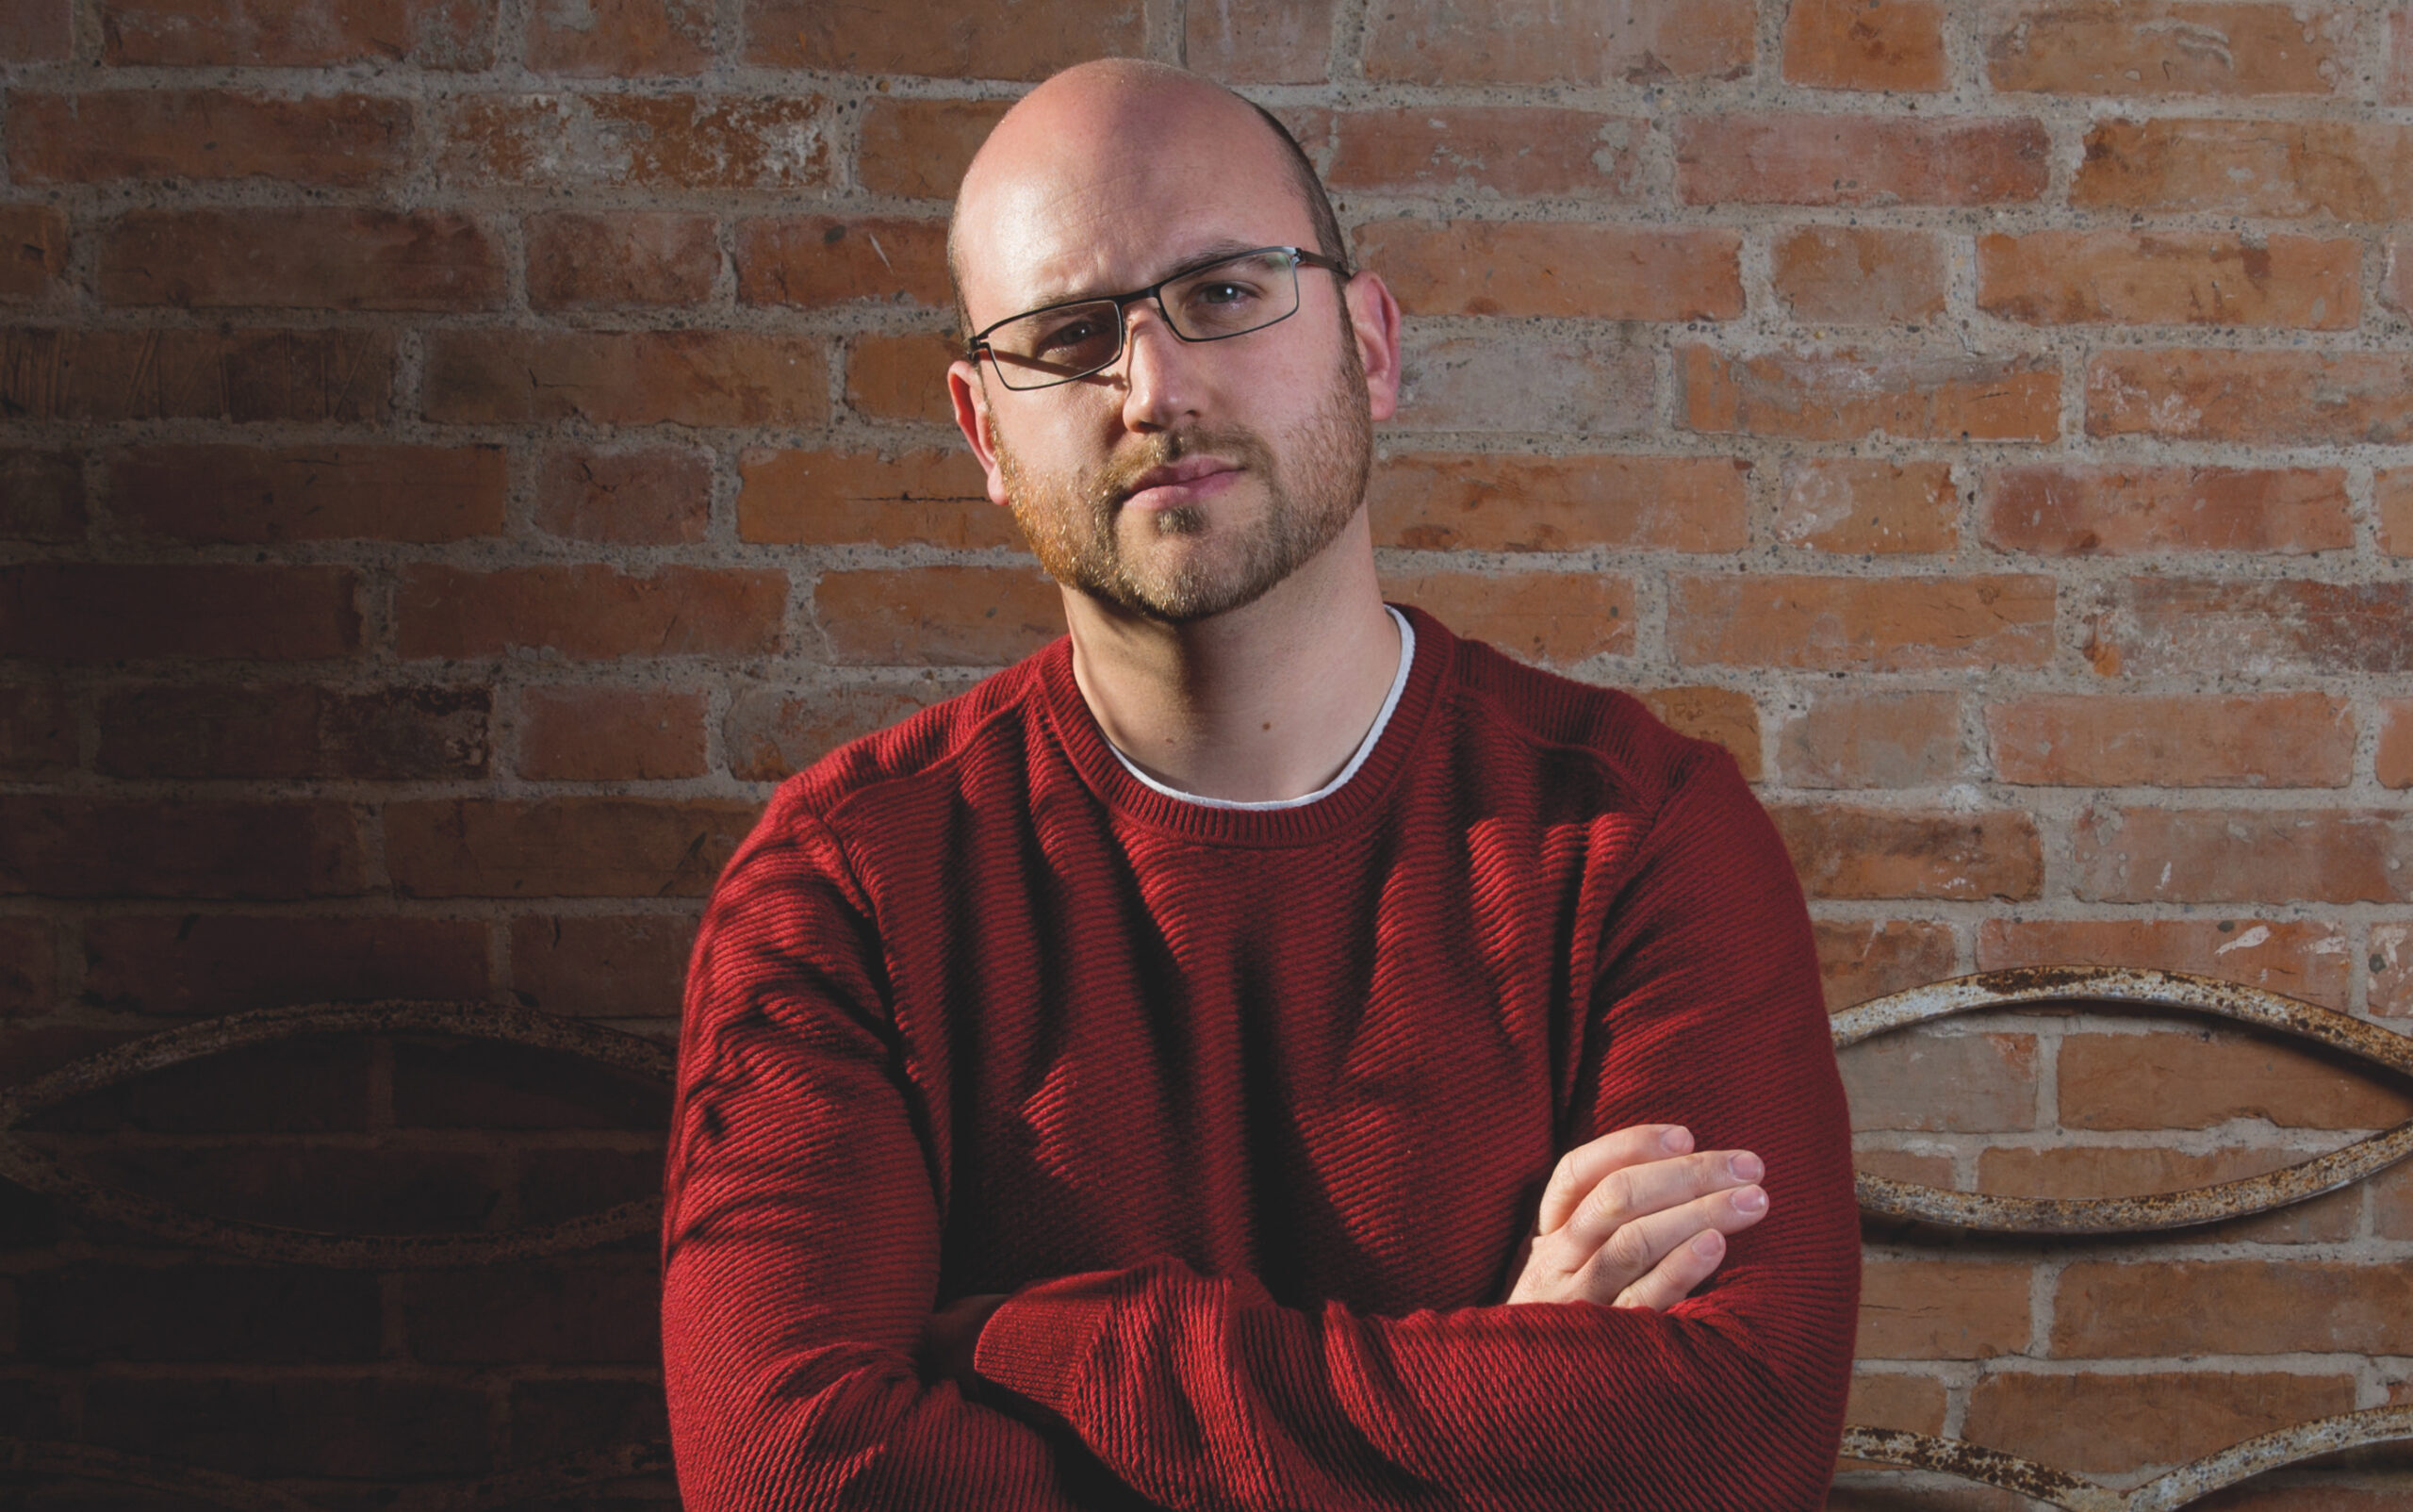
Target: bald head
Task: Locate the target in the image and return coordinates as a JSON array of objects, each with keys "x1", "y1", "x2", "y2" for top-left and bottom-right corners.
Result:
[{"x1": 947, "y1": 59, "x2": 1343, "y2": 343}]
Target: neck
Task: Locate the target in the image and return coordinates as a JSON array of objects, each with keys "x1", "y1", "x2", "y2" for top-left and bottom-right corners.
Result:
[{"x1": 1062, "y1": 517, "x2": 1400, "y2": 803}]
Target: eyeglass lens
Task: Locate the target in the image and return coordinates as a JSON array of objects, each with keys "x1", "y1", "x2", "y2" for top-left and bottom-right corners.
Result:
[{"x1": 983, "y1": 249, "x2": 1305, "y2": 390}]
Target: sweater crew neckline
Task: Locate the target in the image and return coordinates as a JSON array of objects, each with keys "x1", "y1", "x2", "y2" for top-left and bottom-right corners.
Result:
[{"x1": 1035, "y1": 602, "x2": 1455, "y2": 846}]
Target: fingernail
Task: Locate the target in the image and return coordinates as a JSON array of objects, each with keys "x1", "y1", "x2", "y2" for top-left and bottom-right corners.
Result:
[
  {"x1": 1692, "y1": 1230, "x2": 1723, "y2": 1257},
  {"x1": 1732, "y1": 1186, "x2": 1767, "y2": 1214},
  {"x1": 1729, "y1": 1153, "x2": 1763, "y2": 1182},
  {"x1": 1662, "y1": 1126, "x2": 1691, "y2": 1152}
]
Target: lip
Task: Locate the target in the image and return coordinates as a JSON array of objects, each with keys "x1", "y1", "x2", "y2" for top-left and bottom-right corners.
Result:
[{"x1": 1119, "y1": 456, "x2": 1240, "y2": 513}]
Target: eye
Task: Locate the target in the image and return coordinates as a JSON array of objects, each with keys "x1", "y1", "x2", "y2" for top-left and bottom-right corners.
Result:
[
  {"x1": 1192, "y1": 280, "x2": 1254, "y2": 307},
  {"x1": 1035, "y1": 315, "x2": 1104, "y2": 354}
]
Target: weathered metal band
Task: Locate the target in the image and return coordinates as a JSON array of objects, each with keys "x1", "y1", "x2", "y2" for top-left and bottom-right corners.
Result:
[
  {"x1": 3, "y1": 1438, "x2": 673, "y2": 1512},
  {"x1": 0, "y1": 999, "x2": 674, "y2": 1268},
  {"x1": 1834, "y1": 966, "x2": 2413, "y2": 1235}
]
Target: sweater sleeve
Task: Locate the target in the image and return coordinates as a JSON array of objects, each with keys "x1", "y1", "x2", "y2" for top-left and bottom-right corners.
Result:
[
  {"x1": 660, "y1": 794, "x2": 1132, "y2": 1512},
  {"x1": 968, "y1": 750, "x2": 1863, "y2": 1512}
]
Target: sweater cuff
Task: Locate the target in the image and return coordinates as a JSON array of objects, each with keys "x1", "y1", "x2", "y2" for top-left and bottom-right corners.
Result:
[{"x1": 972, "y1": 1271, "x2": 1124, "y2": 1413}]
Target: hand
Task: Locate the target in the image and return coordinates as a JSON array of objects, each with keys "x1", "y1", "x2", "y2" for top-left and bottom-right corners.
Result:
[
  {"x1": 922, "y1": 1292, "x2": 1008, "y2": 1382},
  {"x1": 1502, "y1": 1124, "x2": 1768, "y2": 1311}
]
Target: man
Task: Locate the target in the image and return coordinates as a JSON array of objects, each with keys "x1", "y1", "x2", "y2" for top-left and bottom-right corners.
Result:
[{"x1": 662, "y1": 58, "x2": 1859, "y2": 1510}]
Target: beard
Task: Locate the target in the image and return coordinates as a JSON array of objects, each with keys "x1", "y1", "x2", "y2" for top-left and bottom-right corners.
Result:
[{"x1": 992, "y1": 338, "x2": 1374, "y2": 625}]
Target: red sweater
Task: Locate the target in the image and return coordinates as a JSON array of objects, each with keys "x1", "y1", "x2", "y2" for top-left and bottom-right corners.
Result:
[{"x1": 663, "y1": 607, "x2": 1859, "y2": 1511}]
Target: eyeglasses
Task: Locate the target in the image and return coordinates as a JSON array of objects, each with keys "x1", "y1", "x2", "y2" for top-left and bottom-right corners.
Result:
[{"x1": 965, "y1": 245, "x2": 1353, "y2": 392}]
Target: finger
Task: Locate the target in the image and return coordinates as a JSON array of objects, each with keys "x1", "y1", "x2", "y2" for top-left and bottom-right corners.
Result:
[
  {"x1": 1523, "y1": 1177, "x2": 1766, "y2": 1303},
  {"x1": 1556, "y1": 1148, "x2": 1763, "y2": 1258},
  {"x1": 1613, "y1": 1228, "x2": 1726, "y2": 1312},
  {"x1": 1536, "y1": 1125, "x2": 1692, "y2": 1236}
]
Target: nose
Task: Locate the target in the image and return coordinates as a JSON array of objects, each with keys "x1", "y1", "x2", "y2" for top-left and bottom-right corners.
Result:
[{"x1": 1115, "y1": 299, "x2": 1202, "y2": 434}]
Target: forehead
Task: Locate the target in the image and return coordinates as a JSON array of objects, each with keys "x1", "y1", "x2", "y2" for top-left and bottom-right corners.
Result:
[{"x1": 957, "y1": 101, "x2": 1319, "y2": 323}]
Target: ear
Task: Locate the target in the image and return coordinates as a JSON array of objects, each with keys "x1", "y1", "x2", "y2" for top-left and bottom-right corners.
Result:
[
  {"x1": 1342, "y1": 271, "x2": 1404, "y2": 423},
  {"x1": 947, "y1": 356, "x2": 1013, "y2": 510}
]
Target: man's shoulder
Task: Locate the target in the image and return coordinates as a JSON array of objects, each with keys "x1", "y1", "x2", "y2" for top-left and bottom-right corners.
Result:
[
  {"x1": 776, "y1": 641, "x2": 1064, "y2": 822},
  {"x1": 1431, "y1": 615, "x2": 1736, "y2": 816}
]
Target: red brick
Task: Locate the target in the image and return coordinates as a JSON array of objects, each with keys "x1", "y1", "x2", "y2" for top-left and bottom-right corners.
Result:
[
  {"x1": 1979, "y1": 1144, "x2": 2359, "y2": 1243},
  {"x1": 1631, "y1": 687, "x2": 1760, "y2": 780},
  {"x1": 94, "y1": 683, "x2": 490, "y2": 780},
  {"x1": 1989, "y1": 3, "x2": 2360, "y2": 96},
  {"x1": 1676, "y1": 115, "x2": 2048, "y2": 206},
  {"x1": 85, "y1": 1141, "x2": 499, "y2": 1226},
  {"x1": 1396, "y1": 329, "x2": 1655, "y2": 436},
  {"x1": 2081, "y1": 578, "x2": 2413, "y2": 678},
  {"x1": 0, "y1": 682, "x2": 73, "y2": 775},
  {"x1": 1, "y1": 0, "x2": 68, "y2": 58},
  {"x1": 397, "y1": 565, "x2": 786, "y2": 662},
  {"x1": 747, "y1": 0, "x2": 1137, "y2": 74},
  {"x1": 1814, "y1": 918, "x2": 1957, "y2": 1010},
  {"x1": 390, "y1": 1035, "x2": 667, "y2": 1129},
  {"x1": 2058, "y1": 1261, "x2": 2413, "y2": 1356},
  {"x1": 1682, "y1": 347, "x2": 2060, "y2": 442},
  {"x1": 856, "y1": 98, "x2": 1010, "y2": 199},
  {"x1": 509, "y1": 912, "x2": 698, "y2": 1017},
  {"x1": 99, "y1": 0, "x2": 492, "y2": 65},
  {"x1": 1782, "y1": 0, "x2": 1946, "y2": 90},
  {"x1": 2060, "y1": 1026, "x2": 2413, "y2": 1130},
  {"x1": 1839, "y1": 1028, "x2": 2039, "y2": 1130},
  {"x1": 1858, "y1": 1261, "x2": 2030, "y2": 1358},
  {"x1": 508, "y1": 1379, "x2": 671, "y2": 1465},
  {"x1": 84, "y1": 1378, "x2": 491, "y2": 1478},
  {"x1": 0, "y1": 451, "x2": 84, "y2": 542},
  {"x1": 2382, "y1": 1152, "x2": 2413, "y2": 1227},
  {"x1": 1780, "y1": 690, "x2": 1962, "y2": 789},
  {"x1": 1769, "y1": 227, "x2": 1945, "y2": 325},
  {"x1": 815, "y1": 567, "x2": 1068, "y2": 666},
  {"x1": 1980, "y1": 916, "x2": 2353, "y2": 1010},
  {"x1": 0, "y1": 565, "x2": 360, "y2": 661},
  {"x1": 0, "y1": 798, "x2": 367, "y2": 899},
  {"x1": 395, "y1": 1259, "x2": 657, "y2": 1363},
  {"x1": 2383, "y1": 468, "x2": 2413, "y2": 557},
  {"x1": 1383, "y1": 572, "x2": 1632, "y2": 666},
  {"x1": 1965, "y1": 1372, "x2": 2356, "y2": 1478},
  {"x1": 845, "y1": 330, "x2": 958, "y2": 425},
  {"x1": 435, "y1": 93, "x2": 834, "y2": 189},
  {"x1": 2073, "y1": 118, "x2": 2413, "y2": 222},
  {"x1": 1772, "y1": 805, "x2": 2044, "y2": 901},
  {"x1": 2382, "y1": 700, "x2": 2413, "y2": 789},
  {"x1": 1188, "y1": 0, "x2": 1332, "y2": 82},
  {"x1": 386, "y1": 798, "x2": 758, "y2": 897},
  {"x1": 8, "y1": 90, "x2": 413, "y2": 187},
  {"x1": 1313, "y1": 108, "x2": 1646, "y2": 200},
  {"x1": 1979, "y1": 231, "x2": 2358, "y2": 329},
  {"x1": 2397, "y1": 5, "x2": 2413, "y2": 103},
  {"x1": 110, "y1": 444, "x2": 505, "y2": 543},
  {"x1": 21, "y1": 1263, "x2": 380, "y2": 1364},
  {"x1": 525, "y1": 211, "x2": 718, "y2": 309},
  {"x1": 1669, "y1": 574, "x2": 2056, "y2": 672},
  {"x1": 1776, "y1": 460, "x2": 1957, "y2": 553},
  {"x1": 736, "y1": 448, "x2": 1009, "y2": 548},
  {"x1": 1982, "y1": 465, "x2": 2349, "y2": 555},
  {"x1": 1841, "y1": 1372, "x2": 1945, "y2": 1437},
  {"x1": 81, "y1": 914, "x2": 489, "y2": 1014},
  {"x1": 736, "y1": 215, "x2": 950, "y2": 308},
  {"x1": 0, "y1": 917, "x2": 56, "y2": 1014},
  {"x1": 1990, "y1": 694, "x2": 2352, "y2": 788},
  {"x1": 1362, "y1": 0, "x2": 1753, "y2": 84},
  {"x1": 2091, "y1": 349, "x2": 2413, "y2": 444},
  {"x1": 517, "y1": 687, "x2": 707, "y2": 781},
  {"x1": 525, "y1": 0, "x2": 711, "y2": 74},
  {"x1": 422, "y1": 330, "x2": 825, "y2": 427},
  {"x1": 535, "y1": 445, "x2": 712, "y2": 546},
  {"x1": 2075, "y1": 805, "x2": 2413, "y2": 905},
  {"x1": 724, "y1": 678, "x2": 978, "y2": 781},
  {"x1": 1370, "y1": 453, "x2": 1748, "y2": 553},
  {"x1": 1355, "y1": 222, "x2": 1741, "y2": 321},
  {"x1": 0, "y1": 326, "x2": 392, "y2": 423},
  {"x1": 0, "y1": 205, "x2": 68, "y2": 303},
  {"x1": 97, "y1": 208, "x2": 501, "y2": 312}
]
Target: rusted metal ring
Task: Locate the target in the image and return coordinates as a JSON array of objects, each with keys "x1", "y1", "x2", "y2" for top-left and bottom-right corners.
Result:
[
  {"x1": 1834, "y1": 967, "x2": 2413, "y2": 1235},
  {"x1": 3, "y1": 1438, "x2": 324, "y2": 1512},
  {"x1": 0, "y1": 1000, "x2": 674, "y2": 1268}
]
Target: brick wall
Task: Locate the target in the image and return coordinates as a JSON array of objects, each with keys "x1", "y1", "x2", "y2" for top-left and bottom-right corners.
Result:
[{"x1": 2, "y1": 0, "x2": 2410, "y2": 1504}]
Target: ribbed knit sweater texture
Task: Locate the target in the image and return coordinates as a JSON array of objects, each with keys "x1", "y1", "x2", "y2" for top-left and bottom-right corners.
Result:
[{"x1": 663, "y1": 606, "x2": 1861, "y2": 1510}]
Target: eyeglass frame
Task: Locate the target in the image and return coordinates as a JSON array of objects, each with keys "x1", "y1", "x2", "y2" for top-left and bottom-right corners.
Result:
[{"x1": 962, "y1": 244, "x2": 1355, "y2": 391}]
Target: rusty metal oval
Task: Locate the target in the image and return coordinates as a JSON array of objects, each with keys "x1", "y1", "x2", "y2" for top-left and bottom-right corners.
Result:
[
  {"x1": 1832, "y1": 966, "x2": 2413, "y2": 1235},
  {"x1": 0, "y1": 1000, "x2": 674, "y2": 1268},
  {"x1": 3, "y1": 1438, "x2": 323, "y2": 1512}
]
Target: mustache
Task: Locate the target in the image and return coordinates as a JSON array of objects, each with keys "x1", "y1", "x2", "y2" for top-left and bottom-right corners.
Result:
[{"x1": 1095, "y1": 428, "x2": 1276, "y2": 506}]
